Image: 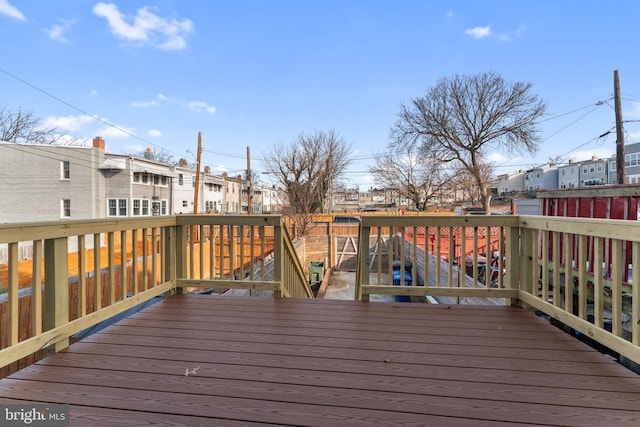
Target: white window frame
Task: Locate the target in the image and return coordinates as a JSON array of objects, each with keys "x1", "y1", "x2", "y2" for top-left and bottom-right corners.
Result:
[
  {"x1": 108, "y1": 198, "x2": 128, "y2": 217},
  {"x1": 60, "y1": 160, "x2": 70, "y2": 180},
  {"x1": 61, "y1": 199, "x2": 71, "y2": 217}
]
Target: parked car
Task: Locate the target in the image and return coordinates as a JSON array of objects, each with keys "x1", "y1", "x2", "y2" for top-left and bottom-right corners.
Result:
[{"x1": 332, "y1": 215, "x2": 361, "y2": 224}]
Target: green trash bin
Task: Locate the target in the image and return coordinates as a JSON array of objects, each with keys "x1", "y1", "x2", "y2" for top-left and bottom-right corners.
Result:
[{"x1": 309, "y1": 261, "x2": 325, "y2": 288}]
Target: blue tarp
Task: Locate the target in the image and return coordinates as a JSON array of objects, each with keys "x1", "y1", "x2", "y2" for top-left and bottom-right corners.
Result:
[{"x1": 392, "y1": 270, "x2": 412, "y2": 302}]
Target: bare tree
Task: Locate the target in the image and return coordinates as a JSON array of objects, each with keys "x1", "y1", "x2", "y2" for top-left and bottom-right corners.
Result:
[
  {"x1": 0, "y1": 105, "x2": 75, "y2": 144},
  {"x1": 391, "y1": 71, "x2": 546, "y2": 211},
  {"x1": 449, "y1": 161, "x2": 495, "y2": 207},
  {"x1": 132, "y1": 147, "x2": 177, "y2": 165},
  {"x1": 263, "y1": 129, "x2": 352, "y2": 236},
  {"x1": 370, "y1": 148, "x2": 451, "y2": 211}
]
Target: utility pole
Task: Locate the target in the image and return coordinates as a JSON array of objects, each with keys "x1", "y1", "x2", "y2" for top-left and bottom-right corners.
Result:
[
  {"x1": 193, "y1": 132, "x2": 203, "y2": 214},
  {"x1": 246, "y1": 146, "x2": 252, "y2": 214},
  {"x1": 614, "y1": 70, "x2": 626, "y2": 185}
]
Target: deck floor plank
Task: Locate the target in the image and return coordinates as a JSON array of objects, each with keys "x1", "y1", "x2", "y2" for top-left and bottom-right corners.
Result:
[{"x1": 0, "y1": 295, "x2": 639, "y2": 426}]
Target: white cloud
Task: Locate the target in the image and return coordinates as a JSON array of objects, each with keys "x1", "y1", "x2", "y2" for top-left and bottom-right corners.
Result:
[
  {"x1": 131, "y1": 99, "x2": 158, "y2": 108},
  {"x1": 0, "y1": 0, "x2": 25, "y2": 21},
  {"x1": 627, "y1": 102, "x2": 640, "y2": 118},
  {"x1": 96, "y1": 125, "x2": 136, "y2": 139},
  {"x1": 92, "y1": 2, "x2": 193, "y2": 50},
  {"x1": 149, "y1": 92, "x2": 216, "y2": 114},
  {"x1": 147, "y1": 129, "x2": 163, "y2": 137},
  {"x1": 465, "y1": 25, "x2": 526, "y2": 42},
  {"x1": 43, "y1": 19, "x2": 76, "y2": 43},
  {"x1": 188, "y1": 101, "x2": 216, "y2": 114},
  {"x1": 465, "y1": 26, "x2": 491, "y2": 39},
  {"x1": 487, "y1": 152, "x2": 517, "y2": 164},
  {"x1": 157, "y1": 93, "x2": 174, "y2": 102},
  {"x1": 42, "y1": 114, "x2": 95, "y2": 132}
]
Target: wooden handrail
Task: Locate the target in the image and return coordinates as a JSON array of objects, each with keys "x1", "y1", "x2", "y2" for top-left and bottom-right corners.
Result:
[
  {"x1": 1, "y1": 213, "x2": 639, "y2": 373},
  {"x1": 0, "y1": 215, "x2": 312, "y2": 374},
  {"x1": 357, "y1": 214, "x2": 640, "y2": 366}
]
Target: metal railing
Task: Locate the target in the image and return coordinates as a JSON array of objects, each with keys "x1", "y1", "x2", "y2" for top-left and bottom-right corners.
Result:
[
  {"x1": 0, "y1": 215, "x2": 312, "y2": 372},
  {"x1": 357, "y1": 214, "x2": 640, "y2": 366}
]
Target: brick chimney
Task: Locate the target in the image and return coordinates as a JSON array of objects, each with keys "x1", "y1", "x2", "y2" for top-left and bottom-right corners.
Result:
[
  {"x1": 143, "y1": 148, "x2": 154, "y2": 160},
  {"x1": 93, "y1": 136, "x2": 105, "y2": 150}
]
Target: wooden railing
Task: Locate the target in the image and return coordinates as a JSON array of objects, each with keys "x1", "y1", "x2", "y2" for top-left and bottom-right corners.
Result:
[
  {"x1": 517, "y1": 215, "x2": 640, "y2": 366},
  {"x1": 0, "y1": 217, "x2": 176, "y2": 375},
  {"x1": 357, "y1": 214, "x2": 640, "y2": 366},
  {"x1": 174, "y1": 215, "x2": 312, "y2": 298},
  {"x1": 0, "y1": 215, "x2": 312, "y2": 374},
  {"x1": 1, "y1": 213, "x2": 638, "y2": 372}
]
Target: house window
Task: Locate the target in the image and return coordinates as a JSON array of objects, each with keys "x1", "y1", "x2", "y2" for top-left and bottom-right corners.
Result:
[
  {"x1": 60, "y1": 161, "x2": 70, "y2": 180},
  {"x1": 161, "y1": 200, "x2": 167, "y2": 215},
  {"x1": 153, "y1": 175, "x2": 159, "y2": 185},
  {"x1": 597, "y1": 165, "x2": 603, "y2": 172},
  {"x1": 161, "y1": 176, "x2": 168, "y2": 186},
  {"x1": 133, "y1": 199, "x2": 141, "y2": 215},
  {"x1": 142, "y1": 199, "x2": 149, "y2": 215},
  {"x1": 108, "y1": 198, "x2": 128, "y2": 216},
  {"x1": 178, "y1": 174, "x2": 184, "y2": 186},
  {"x1": 142, "y1": 173, "x2": 149, "y2": 184},
  {"x1": 61, "y1": 199, "x2": 71, "y2": 217},
  {"x1": 133, "y1": 173, "x2": 141, "y2": 183}
]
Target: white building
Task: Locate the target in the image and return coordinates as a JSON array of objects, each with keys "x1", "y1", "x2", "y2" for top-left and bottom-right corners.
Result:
[
  {"x1": 0, "y1": 138, "x2": 107, "y2": 222},
  {"x1": 579, "y1": 156, "x2": 608, "y2": 187},
  {"x1": 525, "y1": 165, "x2": 558, "y2": 194},
  {"x1": 557, "y1": 161, "x2": 579, "y2": 189},
  {"x1": 496, "y1": 171, "x2": 525, "y2": 196}
]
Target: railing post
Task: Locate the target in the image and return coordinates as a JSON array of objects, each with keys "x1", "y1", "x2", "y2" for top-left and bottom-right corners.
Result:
[
  {"x1": 505, "y1": 225, "x2": 520, "y2": 306},
  {"x1": 44, "y1": 237, "x2": 69, "y2": 354},
  {"x1": 357, "y1": 223, "x2": 370, "y2": 301},
  {"x1": 164, "y1": 225, "x2": 176, "y2": 294},
  {"x1": 8, "y1": 242, "x2": 19, "y2": 347},
  {"x1": 519, "y1": 226, "x2": 534, "y2": 307},
  {"x1": 175, "y1": 224, "x2": 187, "y2": 295},
  {"x1": 273, "y1": 221, "x2": 284, "y2": 298}
]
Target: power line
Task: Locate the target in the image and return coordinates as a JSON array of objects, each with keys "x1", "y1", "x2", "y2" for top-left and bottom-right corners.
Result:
[{"x1": 0, "y1": 67, "x2": 193, "y2": 161}]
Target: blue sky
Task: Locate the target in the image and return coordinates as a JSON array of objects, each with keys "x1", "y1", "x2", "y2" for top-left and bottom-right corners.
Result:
[{"x1": 2, "y1": 1, "x2": 640, "y2": 188}]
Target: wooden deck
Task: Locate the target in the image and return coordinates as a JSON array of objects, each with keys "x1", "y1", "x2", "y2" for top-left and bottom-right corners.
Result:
[{"x1": 1, "y1": 296, "x2": 640, "y2": 426}]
